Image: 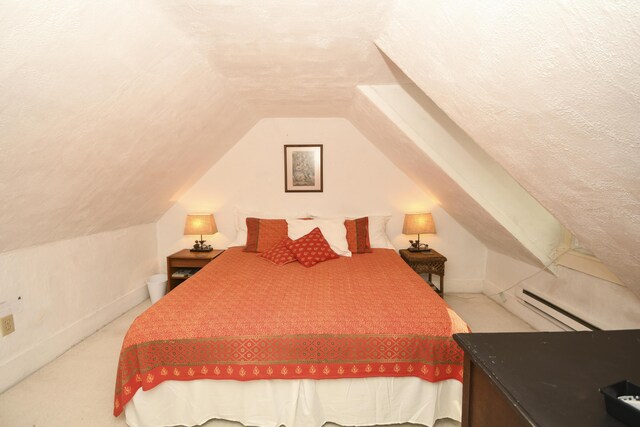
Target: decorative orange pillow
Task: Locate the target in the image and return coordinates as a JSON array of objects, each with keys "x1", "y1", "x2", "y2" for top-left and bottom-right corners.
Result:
[
  {"x1": 244, "y1": 218, "x2": 288, "y2": 253},
  {"x1": 344, "y1": 217, "x2": 371, "y2": 254},
  {"x1": 259, "y1": 238, "x2": 297, "y2": 266},
  {"x1": 286, "y1": 227, "x2": 339, "y2": 268}
]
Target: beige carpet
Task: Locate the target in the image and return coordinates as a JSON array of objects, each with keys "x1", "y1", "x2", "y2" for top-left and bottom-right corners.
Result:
[{"x1": 0, "y1": 293, "x2": 534, "y2": 427}]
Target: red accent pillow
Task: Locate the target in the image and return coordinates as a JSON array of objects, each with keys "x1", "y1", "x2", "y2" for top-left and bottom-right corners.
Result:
[
  {"x1": 286, "y1": 227, "x2": 339, "y2": 268},
  {"x1": 259, "y1": 238, "x2": 297, "y2": 266},
  {"x1": 244, "y1": 218, "x2": 288, "y2": 253},
  {"x1": 345, "y1": 217, "x2": 372, "y2": 254}
]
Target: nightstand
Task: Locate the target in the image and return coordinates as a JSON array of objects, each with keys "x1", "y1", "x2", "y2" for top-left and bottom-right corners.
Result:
[
  {"x1": 166, "y1": 249, "x2": 224, "y2": 293},
  {"x1": 399, "y1": 249, "x2": 447, "y2": 297}
]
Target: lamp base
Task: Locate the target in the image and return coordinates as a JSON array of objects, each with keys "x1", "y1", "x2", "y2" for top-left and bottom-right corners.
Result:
[
  {"x1": 407, "y1": 247, "x2": 432, "y2": 253},
  {"x1": 191, "y1": 239, "x2": 213, "y2": 252},
  {"x1": 408, "y1": 239, "x2": 431, "y2": 252}
]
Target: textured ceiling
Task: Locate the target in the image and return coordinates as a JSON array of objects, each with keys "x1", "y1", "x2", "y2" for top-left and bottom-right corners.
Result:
[
  {"x1": 155, "y1": 0, "x2": 407, "y2": 116},
  {"x1": 0, "y1": 1, "x2": 257, "y2": 252},
  {"x1": 2, "y1": 0, "x2": 638, "y2": 299},
  {"x1": 377, "y1": 1, "x2": 640, "y2": 296}
]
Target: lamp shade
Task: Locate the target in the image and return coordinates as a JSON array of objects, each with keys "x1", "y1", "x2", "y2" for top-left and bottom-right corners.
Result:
[
  {"x1": 403, "y1": 213, "x2": 436, "y2": 235},
  {"x1": 184, "y1": 214, "x2": 217, "y2": 236}
]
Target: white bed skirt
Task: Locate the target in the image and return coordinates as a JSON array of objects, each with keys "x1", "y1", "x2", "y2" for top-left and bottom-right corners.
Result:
[{"x1": 124, "y1": 377, "x2": 462, "y2": 427}]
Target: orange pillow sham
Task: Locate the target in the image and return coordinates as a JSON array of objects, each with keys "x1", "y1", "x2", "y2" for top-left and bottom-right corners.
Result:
[
  {"x1": 344, "y1": 217, "x2": 371, "y2": 254},
  {"x1": 244, "y1": 218, "x2": 288, "y2": 253}
]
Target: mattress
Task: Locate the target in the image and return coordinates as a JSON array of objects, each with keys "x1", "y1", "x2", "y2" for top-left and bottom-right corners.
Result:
[{"x1": 114, "y1": 247, "x2": 469, "y2": 421}]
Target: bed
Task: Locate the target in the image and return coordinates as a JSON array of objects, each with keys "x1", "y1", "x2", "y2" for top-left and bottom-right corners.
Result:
[{"x1": 114, "y1": 247, "x2": 469, "y2": 427}]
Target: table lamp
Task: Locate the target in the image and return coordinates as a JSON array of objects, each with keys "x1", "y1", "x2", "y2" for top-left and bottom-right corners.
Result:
[
  {"x1": 184, "y1": 214, "x2": 217, "y2": 252},
  {"x1": 403, "y1": 212, "x2": 436, "y2": 252}
]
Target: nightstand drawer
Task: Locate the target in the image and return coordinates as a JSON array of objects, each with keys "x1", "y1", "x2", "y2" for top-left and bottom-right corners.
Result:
[{"x1": 171, "y1": 259, "x2": 210, "y2": 268}]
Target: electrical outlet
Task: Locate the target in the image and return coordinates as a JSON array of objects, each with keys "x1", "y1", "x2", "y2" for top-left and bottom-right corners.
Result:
[{"x1": 1, "y1": 314, "x2": 15, "y2": 336}]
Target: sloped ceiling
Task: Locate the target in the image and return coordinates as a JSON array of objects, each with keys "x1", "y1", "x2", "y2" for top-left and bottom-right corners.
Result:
[
  {"x1": 2, "y1": 0, "x2": 638, "y2": 298},
  {"x1": 377, "y1": 1, "x2": 640, "y2": 296},
  {"x1": 0, "y1": 1, "x2": 257, "y2": 252}
]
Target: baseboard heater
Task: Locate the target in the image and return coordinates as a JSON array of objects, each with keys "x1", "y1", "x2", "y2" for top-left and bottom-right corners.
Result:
[{"x1": 519, "y1": 289, "x2": 600, "y2": 331}]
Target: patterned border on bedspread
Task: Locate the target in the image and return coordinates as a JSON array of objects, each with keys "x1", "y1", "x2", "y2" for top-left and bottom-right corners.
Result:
[
  {"x1": 115, "y1": 334, "x2": 464, "y2": 415},
  {"x1": 113, "y1": 249, "x2": 468, "y2": 416}
]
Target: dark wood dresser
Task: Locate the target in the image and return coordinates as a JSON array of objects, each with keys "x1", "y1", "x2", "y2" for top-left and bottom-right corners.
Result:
[{"x1": 454, "y1": 330, "x2": 640, "y2": 427}]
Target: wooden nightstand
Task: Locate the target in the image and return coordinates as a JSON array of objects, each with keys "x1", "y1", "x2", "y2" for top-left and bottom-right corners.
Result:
[
  {"x1": 399, "y1": 249, "x2": 447, "y2": 297},
  {"x1": 166, "y1": 249, "x2": 224, "y2": 293}
]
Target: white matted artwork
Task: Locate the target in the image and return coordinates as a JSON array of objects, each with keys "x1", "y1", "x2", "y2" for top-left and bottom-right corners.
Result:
[{"x1": 284, "y1": 144, "x2": 323, "y2": 192}]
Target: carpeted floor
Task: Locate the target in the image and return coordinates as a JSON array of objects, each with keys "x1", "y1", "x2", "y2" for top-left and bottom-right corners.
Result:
[{"x1": 0, "y1": 293, "x2": 534, "y2": 427}]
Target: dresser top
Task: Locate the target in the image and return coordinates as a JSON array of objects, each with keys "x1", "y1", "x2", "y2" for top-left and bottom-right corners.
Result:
[{"x1": 454, "y1": 330, "x2": 640, "y2": 427}]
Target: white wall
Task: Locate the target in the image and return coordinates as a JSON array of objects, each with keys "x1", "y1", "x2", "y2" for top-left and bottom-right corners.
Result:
[
  {"x1": 484, "y1": 250, "x2": 640, "y2": 331},
  {"x1": 157, "y1": 118, "x2": 487, "y2": 292},
  {"x1": 0, "y1": 223, "x2": 158, "y2": 393}
]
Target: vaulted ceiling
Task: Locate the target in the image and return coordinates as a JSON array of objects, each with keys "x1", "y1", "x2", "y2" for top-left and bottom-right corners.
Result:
[
  {"x1": 1, "y1": 1, "x2": 638, "y2": 296},
  {"x1": 154, "y1": 0, "x2": 407, "y2": 116}
]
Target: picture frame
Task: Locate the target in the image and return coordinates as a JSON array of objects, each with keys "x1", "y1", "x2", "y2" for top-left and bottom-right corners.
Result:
[{"x1": 284, "y1": 144, "x2": 323, "y2": 192}]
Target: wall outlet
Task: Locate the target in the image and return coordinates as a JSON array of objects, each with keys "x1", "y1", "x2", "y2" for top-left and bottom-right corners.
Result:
[{"x1": 1, "y1": 314, "x2": 15, "y2": 336}]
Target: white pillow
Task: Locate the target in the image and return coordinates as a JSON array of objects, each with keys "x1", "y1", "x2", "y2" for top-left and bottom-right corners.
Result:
[
  {"x1": 366, "y1": 215, "x2": 395, "y2": 249},
  {"x1": 286, "y1": 218, "x2": 352, "y2": 257},
  {"x1": 229, "y1": 208, "x2": 306, "y2": 247}
]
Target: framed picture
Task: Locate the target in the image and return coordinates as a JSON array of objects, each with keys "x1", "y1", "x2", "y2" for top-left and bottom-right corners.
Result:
[{"x1": 284, "y1": 144, "x2": 323, "y2": 192}]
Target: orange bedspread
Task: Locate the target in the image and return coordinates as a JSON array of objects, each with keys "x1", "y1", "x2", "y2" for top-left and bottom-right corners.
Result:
[{"x1": 114, "y1": 248, "x2": 469, "y2": 416}]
